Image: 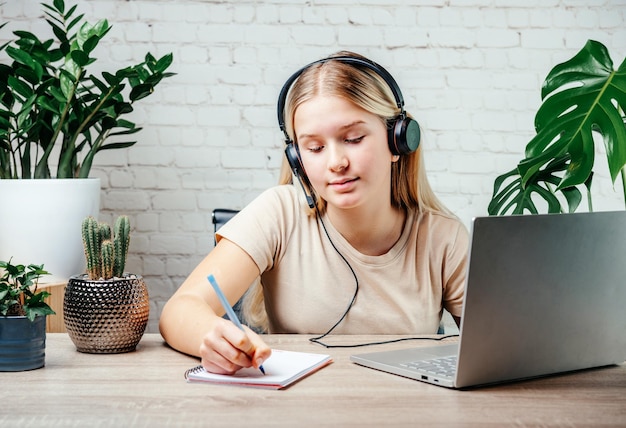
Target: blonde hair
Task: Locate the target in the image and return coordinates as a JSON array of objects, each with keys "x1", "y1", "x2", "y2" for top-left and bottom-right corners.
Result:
[{"x1": 243, "y1": 52, "x2": 451, "y2": 331}]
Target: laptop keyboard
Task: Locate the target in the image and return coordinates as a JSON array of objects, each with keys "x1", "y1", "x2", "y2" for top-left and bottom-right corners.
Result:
[{"x1": 400, "y1": 355, "x2": 458, "y2": 378}]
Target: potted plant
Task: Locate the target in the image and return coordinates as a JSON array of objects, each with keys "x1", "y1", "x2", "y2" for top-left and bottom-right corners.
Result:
[
  {"x1": 488, "y1": 40, "x2": 626, "y2": 215},
  {"x1": 63, "y1": 215, "x2": 149, "y2": 354},
  {"x1": 0, "y1": 0, "x2": 175, "y2": 280},
  {"x1": 0, "y1": 259, "x2": 55, "y2": 371}
]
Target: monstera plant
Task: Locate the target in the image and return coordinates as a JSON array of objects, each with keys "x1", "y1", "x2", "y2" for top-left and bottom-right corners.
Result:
[{"x1": 489, "y1": 40, "x2": 626, "y2": 215}]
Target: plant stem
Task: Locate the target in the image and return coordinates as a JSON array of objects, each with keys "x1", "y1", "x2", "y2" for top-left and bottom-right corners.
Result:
[
  {"x1": 64, "y1": 86, "x2": 117, "y2": 177},
  {"x1": 622, "y1": 167, "x2": 626, "y2": 210}
]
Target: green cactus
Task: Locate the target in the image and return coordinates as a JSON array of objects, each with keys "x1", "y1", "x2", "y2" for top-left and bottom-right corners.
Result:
[
  {"x1": 80, "y1": 215, "x2": 131, "y2": 280},
  {"x1": 99, "y1": 223, "x2": 111, "y2": 241},
  {"x1": 82, "y1": 216, "x2": 102, "y2": 280},
  {"x1": 113, "y1": 215, "x2": 130, "y2": 277},
  {"x1": 101, "y1": 240, "x2": 114, "y2": 280}
]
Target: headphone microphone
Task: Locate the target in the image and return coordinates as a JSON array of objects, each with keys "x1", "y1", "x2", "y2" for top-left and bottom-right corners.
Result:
[{"x1": 277, "y1": 55, "x2": 421, "y2": 209}]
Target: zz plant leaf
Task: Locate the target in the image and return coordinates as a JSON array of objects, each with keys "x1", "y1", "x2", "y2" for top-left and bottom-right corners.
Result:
[{"x1": 489, "y1": 40, "x2": 626, "y2": 215}]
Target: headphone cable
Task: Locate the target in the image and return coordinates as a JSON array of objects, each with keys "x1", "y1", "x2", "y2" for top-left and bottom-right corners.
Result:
[
  {"x1": 308, "y1": 210, "x2": 459, "y2": 349},
  {"x1": 308, "y1": 213, "x2": 359, "y2": 347}
]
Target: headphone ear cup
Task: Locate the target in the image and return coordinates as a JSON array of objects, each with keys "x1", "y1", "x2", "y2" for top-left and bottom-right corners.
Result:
[
  {"x1": 285, "y1": 143, "x2": 303, "y2": 175},
  {"x1": 388, "y1": 116, "x2": 421, "y2": 156},
  {"x1": 285, "y1": 143, "x2": 316, "y2": 209}
]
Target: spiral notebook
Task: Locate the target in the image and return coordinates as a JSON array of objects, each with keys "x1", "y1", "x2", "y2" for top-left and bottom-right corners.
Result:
[{"x1": 185, "y1": 349, "x2": 332, "y2": 389}]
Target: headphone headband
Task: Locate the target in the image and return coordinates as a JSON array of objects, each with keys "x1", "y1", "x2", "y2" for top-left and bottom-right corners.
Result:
[{"x1": 276, "y1": 56, "x2": 406, "y2": 142}]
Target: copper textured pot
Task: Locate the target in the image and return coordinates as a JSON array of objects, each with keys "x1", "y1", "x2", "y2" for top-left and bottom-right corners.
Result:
[{"x1": 63, "y1": 274, "x2": 149, "y2": 354}]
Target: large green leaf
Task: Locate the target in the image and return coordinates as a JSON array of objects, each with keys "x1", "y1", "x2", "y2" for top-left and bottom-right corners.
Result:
[
  {"x1": 520, "y1": 40, "x2": 626, "y2": 190},
  {"x1": 488, "y1": 155, "x2": 584, "y2": 215}
]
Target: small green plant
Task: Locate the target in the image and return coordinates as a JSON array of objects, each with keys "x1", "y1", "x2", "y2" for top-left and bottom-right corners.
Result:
[
  {"x1": 0, "y1": 259, "x2": 55, "y2": 321},
  {"x1": 82, "y1": 215, "x2": 130, "y2": 280}
]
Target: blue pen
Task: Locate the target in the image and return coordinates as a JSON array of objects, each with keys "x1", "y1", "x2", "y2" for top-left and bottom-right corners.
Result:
[{"x1": 207, "y1": 274, "x2": 265, "y2": 375}]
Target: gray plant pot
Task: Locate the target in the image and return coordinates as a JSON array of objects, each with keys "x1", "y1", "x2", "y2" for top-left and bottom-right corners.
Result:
[
  {"x1": 63, "y1": 274, "x2": 150, "y2": 354},
  {"x1": 0, "y1": 315, "x2": 46, "y2": 371}
]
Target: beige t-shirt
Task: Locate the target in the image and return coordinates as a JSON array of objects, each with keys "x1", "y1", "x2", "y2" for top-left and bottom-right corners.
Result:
[{"x1": 217, "y1": 185, "x2": 468, "y2": 335}]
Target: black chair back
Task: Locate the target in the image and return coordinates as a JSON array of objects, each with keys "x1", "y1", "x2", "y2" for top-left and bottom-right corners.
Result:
[{"x1": 212, "y1": 209, "x2": 239, "y2": 245}]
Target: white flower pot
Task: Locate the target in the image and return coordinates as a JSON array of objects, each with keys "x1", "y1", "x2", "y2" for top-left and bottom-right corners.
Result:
[{"x1": 0, "y1": 178, "x2": 100, "y2": 282}]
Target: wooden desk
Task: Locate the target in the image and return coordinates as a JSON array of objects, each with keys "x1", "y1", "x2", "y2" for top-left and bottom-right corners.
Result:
[{"x1": 2, "y1": 334, "x2": 625, "y2": 427}]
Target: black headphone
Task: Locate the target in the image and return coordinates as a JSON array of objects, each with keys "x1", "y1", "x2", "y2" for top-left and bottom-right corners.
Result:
[{"x1": 277, "y1": 55, "x2": 421, "y2": 208}]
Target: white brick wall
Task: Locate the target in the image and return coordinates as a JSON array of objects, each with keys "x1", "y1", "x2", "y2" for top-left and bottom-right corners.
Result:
[{"x1": 2, "y1": 0, "x2": 625, "y2": 332}]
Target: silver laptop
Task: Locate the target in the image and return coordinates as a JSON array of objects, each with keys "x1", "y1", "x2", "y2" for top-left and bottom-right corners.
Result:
[{"x1": 351, "y1": 211, "x2": 626, "y2": 389}]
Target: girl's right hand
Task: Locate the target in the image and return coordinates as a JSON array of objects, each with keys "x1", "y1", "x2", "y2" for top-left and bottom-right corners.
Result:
[{"x1": 199, "y1": 317, "x2": 271, "y2": 375}]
